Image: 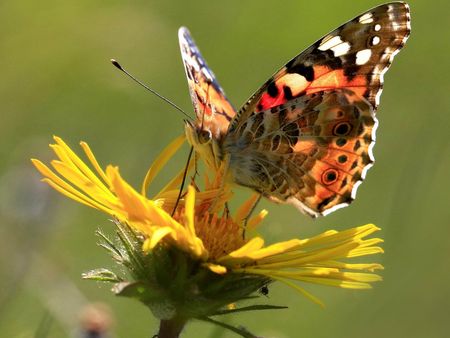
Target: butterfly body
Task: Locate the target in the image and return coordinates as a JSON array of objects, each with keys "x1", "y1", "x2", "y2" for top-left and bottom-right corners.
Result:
[{"x1": 180, "y1": 2, "x2": 410, "y2": 217}]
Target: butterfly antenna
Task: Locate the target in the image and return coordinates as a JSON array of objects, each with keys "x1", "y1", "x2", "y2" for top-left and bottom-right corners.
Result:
[{"x1": 111, "y1": 59, "x2": 193, "y2": 120}]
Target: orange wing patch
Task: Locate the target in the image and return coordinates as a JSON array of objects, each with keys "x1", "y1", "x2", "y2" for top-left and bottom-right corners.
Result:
[{"x1": 257, "y1": 67, "x2": 369, "y2": 112}]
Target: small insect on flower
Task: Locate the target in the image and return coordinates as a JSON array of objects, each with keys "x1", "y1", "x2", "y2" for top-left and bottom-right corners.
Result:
[{"x1": 180, "y1": 2, "x2": 410, "y2": 217}]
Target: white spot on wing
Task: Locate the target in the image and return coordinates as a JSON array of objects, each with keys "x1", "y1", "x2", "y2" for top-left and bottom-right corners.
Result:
[
  {"x1": 372, "y1": 36, "x2": 380, "y2": 46},
  {"x1": 359, "y1": 13, "x2": 374, "y2": 24},
  {"x1": 374, "y1": 24, "x2": 381, "y2": 31},
  {"x1": 355, "y1": 49, "x2": 372, "y2": 65},
  {"x1": 318, "y1": 35, "x2": 351, "y2": 57},
  {"x1": 331, "y1": 42, "x2": 351, "y2": 57},
  {"x1": 318, "y1": 35, "x2": 343, "y2": 51}
]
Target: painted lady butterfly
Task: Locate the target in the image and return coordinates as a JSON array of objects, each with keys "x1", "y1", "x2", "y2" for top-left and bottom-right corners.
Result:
[{"x1": 180, "y1": 2, "x2": 410, "y2": 217}]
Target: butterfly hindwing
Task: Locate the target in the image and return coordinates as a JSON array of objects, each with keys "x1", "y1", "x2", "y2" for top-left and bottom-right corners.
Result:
[
  {"x1": 178, "y1": 27, "x2": 236, "y2": 138},
  {"x1": 224, "y1": 90, "x2": 376, "y2": 217}
]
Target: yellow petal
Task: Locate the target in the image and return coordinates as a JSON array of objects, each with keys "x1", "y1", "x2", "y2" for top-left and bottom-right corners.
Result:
[
  {"x1": 347, "y1": 246, "x2": 384, "y2": 257},
  {"x1": 50, "y1": 160, "x2": 117, "y2": 208},
  {"x1": 299, "y1": 224, "x2": 378, "y2": 250},
  {"x1": 188, "y1": 237, "x2": 208, "y2": 260},
  {"x1": 32, "y1": 159, "x2": 113, "y2": 213},
  {"x1": 155, "y1": 160, "x2": 195, "y2": 198},
  {"x1": 359, "y1": 237, "x2": 384, "y2": 247},
  {"x1": 247, "y1": 209, "x2": 268, "y2": 230},
  {"x1": 292, "y1": 276, "x2": 374, "y2": 289},
  {"x1": 270, "y1": 275, "x2": 325, "y2": 308},
  {"x1": 218, "y1": 237, "x2": 265, "y2": 263},
  {"x1": 41, "y1": 178, "x2": 111, "y2": 213},
  {"x1": 256, "y1": 242, "x2": 360, "y2": 269},
  {"x1": 107, "y1": 166, "x2": 150, "y2": 222},
  {"x1": 203, "y1": 262, "x2": 227, "y2": 274},
  {"x1": 143, "y1": 227, "x2": 174, "y2": 251},
  {"x1": 52, "y1": 137, "x2": 111, "y2": 194},
  {"x1": 184, "y1": 185, "x2": 196, "y2": 236},
  {"x1": 313, "y1": 261, "x2": 384, "y2": 272},
  {"x1": 244, "y1": 239, "x2": 303, "y2": 260},
  {"x1": 249, "y1": 268, "x2": 382, "y2": 285},
  {"x1": 141, "y1": 134, "x2": 185, "y2": 196},
  {"x1": 80, "y1": 141, "x2": 111, "y2": 186}
]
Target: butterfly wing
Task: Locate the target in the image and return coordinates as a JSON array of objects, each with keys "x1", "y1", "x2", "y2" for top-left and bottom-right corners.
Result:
[
  {"x1": 224, "y1": 89, "x2": 376, "y2": 217},
  {"x1": 226, "y1": 2, "x2": 410, "y2": 216},
  {"x1": 178, "y1": 27, "x2": 237, "y2": 138}
]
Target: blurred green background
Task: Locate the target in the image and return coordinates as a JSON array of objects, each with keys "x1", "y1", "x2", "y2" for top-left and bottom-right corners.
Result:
[{"x1": 1, "y1": 0, "x2": 449, "y2": 337}]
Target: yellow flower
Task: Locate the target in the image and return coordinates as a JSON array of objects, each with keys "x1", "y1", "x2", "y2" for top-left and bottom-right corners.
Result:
[{"x1": 32, "y1": 136, "x2": 383, "y2": 306}]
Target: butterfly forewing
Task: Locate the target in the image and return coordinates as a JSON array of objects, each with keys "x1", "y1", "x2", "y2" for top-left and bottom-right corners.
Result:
[
  {"x1": 178, "y1": 27, "x2": 236, "y2": 138},
  {"x1": 231, "y1": 2, "x2": 410, "y2": 129}
]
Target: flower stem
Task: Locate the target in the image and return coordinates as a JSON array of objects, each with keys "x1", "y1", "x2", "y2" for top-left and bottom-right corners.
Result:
[{"x1": 157, "y1": 318, "x2": 186, "y2": 338}]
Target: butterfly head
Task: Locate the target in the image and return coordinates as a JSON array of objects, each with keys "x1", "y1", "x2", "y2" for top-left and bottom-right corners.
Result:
[
  {"x1": 184, "y1": 119, "x2": 211, "y2": 144},
  {"x1": 197, "y1": 128, "x2": 213, "y2": 144},
  {"x1": 184, "y1": 120, "x2": 222, "y2": 171}
]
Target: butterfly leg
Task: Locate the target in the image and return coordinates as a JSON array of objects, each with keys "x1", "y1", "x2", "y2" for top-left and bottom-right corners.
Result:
[
  {"x1": 171, "y1": 146, "x2": 194, "y2": 216},
  {"x1": 208, "y1": 154, "x2": 231, "y2": 213},
  {"x1": 242, "y1": 194, "x2": 262, "y2": 240}
]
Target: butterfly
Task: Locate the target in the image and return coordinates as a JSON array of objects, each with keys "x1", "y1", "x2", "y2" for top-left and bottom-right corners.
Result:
[{"x1": 180, "y1": 2, "x2": 410, "y2": 217}]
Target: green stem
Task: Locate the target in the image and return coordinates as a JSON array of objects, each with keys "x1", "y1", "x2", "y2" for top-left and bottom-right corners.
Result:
[{"x1": 157, "y1": 318, "x2": 186, "y2": 338}]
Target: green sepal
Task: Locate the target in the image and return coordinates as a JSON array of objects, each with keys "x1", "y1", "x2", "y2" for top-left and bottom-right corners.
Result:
[
  {"x1": 82, "y1": 268, "x2": 122, "y2": 283},
  {"x1": 113, "y1": 281, "x2": 165, "y2": 301},
  {"x1": 96, "y1": 229, "x2": 123, "y2": 262},
  {"x1": 113, "y1": 281, "x2": 176, "y2": 320},
  {"x1": 177, "y1": 272, "x2": 269, "y2": 318}
]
